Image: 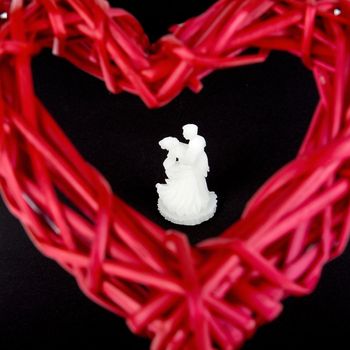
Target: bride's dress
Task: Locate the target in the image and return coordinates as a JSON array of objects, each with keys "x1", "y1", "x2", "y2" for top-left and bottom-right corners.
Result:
[
  {"x1": 156, "y1": 136, "x2": 217, "y2": 225},
  {"x1": 158, "y1": 163, "x2": 207, "y2": 217}
]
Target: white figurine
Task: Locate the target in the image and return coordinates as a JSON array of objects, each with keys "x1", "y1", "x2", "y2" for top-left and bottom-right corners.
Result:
[{"x1": 156, "y1": 124, "x2": 217, "y2": 225}]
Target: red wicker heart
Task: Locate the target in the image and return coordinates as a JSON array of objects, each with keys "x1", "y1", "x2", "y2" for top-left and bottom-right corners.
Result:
[{"x1": 1, "y1": 0, "x2": 350, "y2": 349}]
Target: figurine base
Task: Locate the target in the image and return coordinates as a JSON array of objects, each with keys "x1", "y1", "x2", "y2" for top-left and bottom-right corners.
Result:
[{"x1": 157, "y1": 192, "x2": 217, "y2": 226}]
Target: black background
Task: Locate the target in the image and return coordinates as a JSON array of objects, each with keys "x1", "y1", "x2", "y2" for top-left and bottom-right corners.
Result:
[{"x1": 1, "y1": 1, "x2": 350, "y2": 348}]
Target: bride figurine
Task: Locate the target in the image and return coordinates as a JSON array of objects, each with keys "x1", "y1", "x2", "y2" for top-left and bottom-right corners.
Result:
[{"x1": 156, "y1": 124, "x2": 217, "y2": 225}]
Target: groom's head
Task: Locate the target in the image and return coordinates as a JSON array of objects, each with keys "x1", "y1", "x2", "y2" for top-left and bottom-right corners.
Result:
[{"x1": 183, "y1": 124, "x2": 198, "y2": 140}]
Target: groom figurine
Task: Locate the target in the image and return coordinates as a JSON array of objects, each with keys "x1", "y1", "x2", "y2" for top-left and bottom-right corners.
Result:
[
  {"x1": 181, "y1": 124, "x2": 210, "y2": 178},
  {"x1": 156, "y1": 124, "x2": 217, "y2": 226}
]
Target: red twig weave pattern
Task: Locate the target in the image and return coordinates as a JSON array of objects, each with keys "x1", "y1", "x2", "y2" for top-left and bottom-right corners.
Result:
[{"x1": 0, "y1": 0, "x2": 350, "y2": 349}]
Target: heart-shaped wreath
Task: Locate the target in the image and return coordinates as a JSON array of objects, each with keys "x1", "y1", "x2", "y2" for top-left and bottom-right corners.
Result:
[{"x1": 1, "y1": 0, "x2": 350, "y2": 349}]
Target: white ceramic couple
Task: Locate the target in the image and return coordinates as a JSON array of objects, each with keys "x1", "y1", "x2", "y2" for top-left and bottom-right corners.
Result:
[{"x1": 156, "y1": 124, "x2": 217, "y2": 226}]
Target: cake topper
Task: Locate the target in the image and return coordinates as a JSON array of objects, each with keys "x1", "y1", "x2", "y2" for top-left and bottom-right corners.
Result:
[{"x1": 156, "y1": 124, "x2": 217, "y2": 225}]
